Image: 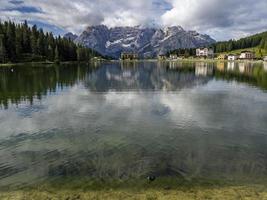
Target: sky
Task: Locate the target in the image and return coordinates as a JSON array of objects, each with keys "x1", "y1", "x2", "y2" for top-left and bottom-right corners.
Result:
[{"x1": 0, "y1": 0, "x2": 267, "y2": 41}]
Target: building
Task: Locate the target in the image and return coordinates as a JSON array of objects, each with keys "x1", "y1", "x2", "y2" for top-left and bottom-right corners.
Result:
[
  {"x1": 121, "y1": 53, "x2": 138, "y2": 60},
  {"x1": 169, "y1": 54, "x2": 178, "y2": 60},
  {"x1": 217, "y1": 54, "x2": 227, "y2": 60},
  {"x1": 158, "y1": 55, "x2": 167, "y2": 60},
  {"x1": 228, "y1": 54, "x2": 239, "y2": 61},
  {"x1": 239, "y1": 51, "x2": 255, "y2": 60},
  {"x1": 196, "y1": 48, "x2": 214, "y2": 58}
]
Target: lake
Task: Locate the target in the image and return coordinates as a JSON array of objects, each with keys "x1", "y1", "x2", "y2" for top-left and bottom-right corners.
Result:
[{"x1": 0, "y1": 61, "x2": 267, "y2": 189}]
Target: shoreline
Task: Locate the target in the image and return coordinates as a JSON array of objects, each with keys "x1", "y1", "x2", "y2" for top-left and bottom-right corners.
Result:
[
  {"x1": 0, "y1": 59, "x2": 265, "y2": 68},
  {"x1": 1, "y1": 181, "x2": 267, "y2": 200}
]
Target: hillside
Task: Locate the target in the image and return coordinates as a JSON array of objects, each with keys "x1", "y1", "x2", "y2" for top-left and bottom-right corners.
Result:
[
  {"x1": 169, "y1": 31, "x2": 267, "y2": 58},
  {"x1": 212, "y1": 31, "x2": 267, "y2": 54}
]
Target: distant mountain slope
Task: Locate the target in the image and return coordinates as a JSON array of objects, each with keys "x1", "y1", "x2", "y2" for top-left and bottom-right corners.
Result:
[
  {"x1": 168, "y1": 31, "x2": 267, "y2": 58},
  {"x1": 71, "y1": 25, "x2": 216, "y2": 58},
  {"x1": 64, "y1": 32, "x2": 78, "y2": 41},
  {"x1": 212, "y1": 31, "x2": 267, "y2": 56}
]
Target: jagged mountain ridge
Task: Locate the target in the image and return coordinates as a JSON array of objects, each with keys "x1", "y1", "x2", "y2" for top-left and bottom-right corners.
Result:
[{"x1": 68, "y1": 25, "x2": 216, "y2": 58}]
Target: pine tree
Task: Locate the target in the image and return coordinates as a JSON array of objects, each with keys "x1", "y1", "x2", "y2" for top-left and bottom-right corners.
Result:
[
  {"x1": 260, "y1": 39, "x2": 265, "y2": 49},
  {"x1": 77, "y1": 47, "x2": 82, "y2": 61},
  {"x1": 37, "y1": 29, "x2": 45, "y2": 56},
  {"x1": 15, "y1": 26, "x2": 23, "y2": 59},
  {"x1": 54, "y1": 45, "x2": 59, "y2": 63},
  {"x1": 6, "y1": 21, "x2": 16, "y2": 62},
  {"x1": 0, "y1": 34, "x2": 6, "y2": 63},
  {"x1": 22, "y1": 20, "x2": 31, "y2": 53},
  {"x1": 259, "y1": 49, "x2": 263, "y2": 58}
]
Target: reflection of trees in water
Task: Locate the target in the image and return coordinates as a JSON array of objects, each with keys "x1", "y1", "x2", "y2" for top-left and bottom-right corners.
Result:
[
  {"x1": 0, "y1": 64, "x2": 89, "y2": 108},
  {"x1": 215, "y1": 62, "x2": 267, "y2": 90},
  {"x1": 1, "y1": 61, "x2": 267, "y2": 108}
]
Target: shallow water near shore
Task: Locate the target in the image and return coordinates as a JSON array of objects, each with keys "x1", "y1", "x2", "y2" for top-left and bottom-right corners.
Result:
[{"x1": 0, "y1": 61, "x2": 267, "y2": 193}]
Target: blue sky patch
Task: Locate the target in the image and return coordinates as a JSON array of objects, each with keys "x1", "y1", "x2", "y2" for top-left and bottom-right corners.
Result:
[
  {"x1": 4, "y1": 6, "x2": 42, "y2": 13},
  {"x1": 28, "y1": 20, "x2": 65, "y2": 36}
]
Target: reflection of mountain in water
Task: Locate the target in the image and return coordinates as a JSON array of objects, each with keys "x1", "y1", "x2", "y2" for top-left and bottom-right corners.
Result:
[
  {"x1": 85, "y1": 62, "x2": 211, "y2": 92},
  {"x1": 0, "y1": 61, "x2": 267, "y2": 108}
]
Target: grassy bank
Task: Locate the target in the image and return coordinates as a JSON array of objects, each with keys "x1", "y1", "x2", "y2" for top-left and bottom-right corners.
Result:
[
  {"x1": 1, "y1": 185, "x2": 267, "y2": 199},
  {"x1": 1, "y1": 178, "x2": 267, "y2": 200}
]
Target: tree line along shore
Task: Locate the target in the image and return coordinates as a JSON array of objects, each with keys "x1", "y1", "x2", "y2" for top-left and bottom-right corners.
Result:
[{"x1": 0, "y1": 20, "x2": 104, "y2": 64}]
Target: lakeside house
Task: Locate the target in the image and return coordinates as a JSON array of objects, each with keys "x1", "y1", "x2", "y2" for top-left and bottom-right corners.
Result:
[
  {"x1": 158, "y1": 55, "x2": 167, "y2": 60},
  {"x1": 228, "y1": 54, "x2": 239, "y2": 61},
  {"x1": 121, "y1": 53, "x2": 138, "y2": 60},
  {"x1": 239, "y1": 51, "x2": 255, "y2": 60},
  {"x1": 196, "y1": 48, "x2": 214, "y2": 58},
  {"x1": 169, "y1": 54, "x2": 178, "y2": 60},
  {"x1": 217, "y1": 54, "x2": 227, "y2": 60}
]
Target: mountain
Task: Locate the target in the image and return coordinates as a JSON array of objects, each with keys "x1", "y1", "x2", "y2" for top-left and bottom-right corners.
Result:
[
  {"x1": 73, "y1": 25, "x2": 216, "y2": 58},
  {"x1": 64, "y1": 32, "x2": 78, "y2": 41}
]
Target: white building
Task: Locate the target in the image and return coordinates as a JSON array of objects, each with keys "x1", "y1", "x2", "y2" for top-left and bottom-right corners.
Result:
[
  {"x1": 196, "y1": 48, "x2": 214, "y2": 58},
  {"x1": 228, "y1": 54, "x2": 239, "y2": 61},
  {"x1": 239, "y1": 51, "x2": 255, "y2": 60},
  {"x1": 169, "y1": 54, "x2": 178, "y2": 60}
]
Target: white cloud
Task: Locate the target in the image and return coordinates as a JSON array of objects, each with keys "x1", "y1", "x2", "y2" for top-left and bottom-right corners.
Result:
[
  {"x1": 0, "y1": 0, "x2": 267, "y2": 40},
  {"x1": 161, "y1": 0, "x2": 267, "y2": 40}
]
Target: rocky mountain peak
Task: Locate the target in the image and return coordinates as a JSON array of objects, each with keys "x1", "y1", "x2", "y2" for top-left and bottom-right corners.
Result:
[
  {"x1": 74, "y1": 25, "x2": 216, "y2": 58},
  {"x1": 63, "y1": 32, "x2": 78, "y2": 41}
]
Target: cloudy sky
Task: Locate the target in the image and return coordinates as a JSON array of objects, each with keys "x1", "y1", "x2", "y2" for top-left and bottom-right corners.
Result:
[{"x1": 1, "y1": 0, "x2": 267, "y2": 41}]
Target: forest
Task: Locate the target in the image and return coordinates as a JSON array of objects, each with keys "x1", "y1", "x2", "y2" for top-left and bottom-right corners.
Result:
[
  {"x1": 212, "y1": 31, "x2": 267, "y2": 54},
  {"x1": 0, "y1": 20, "x2": 101, "y2": 63}
]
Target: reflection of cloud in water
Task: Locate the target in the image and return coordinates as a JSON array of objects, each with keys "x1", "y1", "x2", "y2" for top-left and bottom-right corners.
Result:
[
  {"x1": 0, "y1": 62, "x2": 267, "y2": 187},
  {"x1": 1, "y1": 80, "x2": 267, "y2": 140},
  {"x1": 0, "y1": 84, "x2": 266, "y2": 187}
]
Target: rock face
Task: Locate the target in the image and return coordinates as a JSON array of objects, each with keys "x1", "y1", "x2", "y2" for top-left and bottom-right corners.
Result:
[
  {"x1": 64, "y1": 32, "x2": 78, "y2": 41},
  {"x1": 74, "y1": 25, "x2": 216, "y2": 58}
]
